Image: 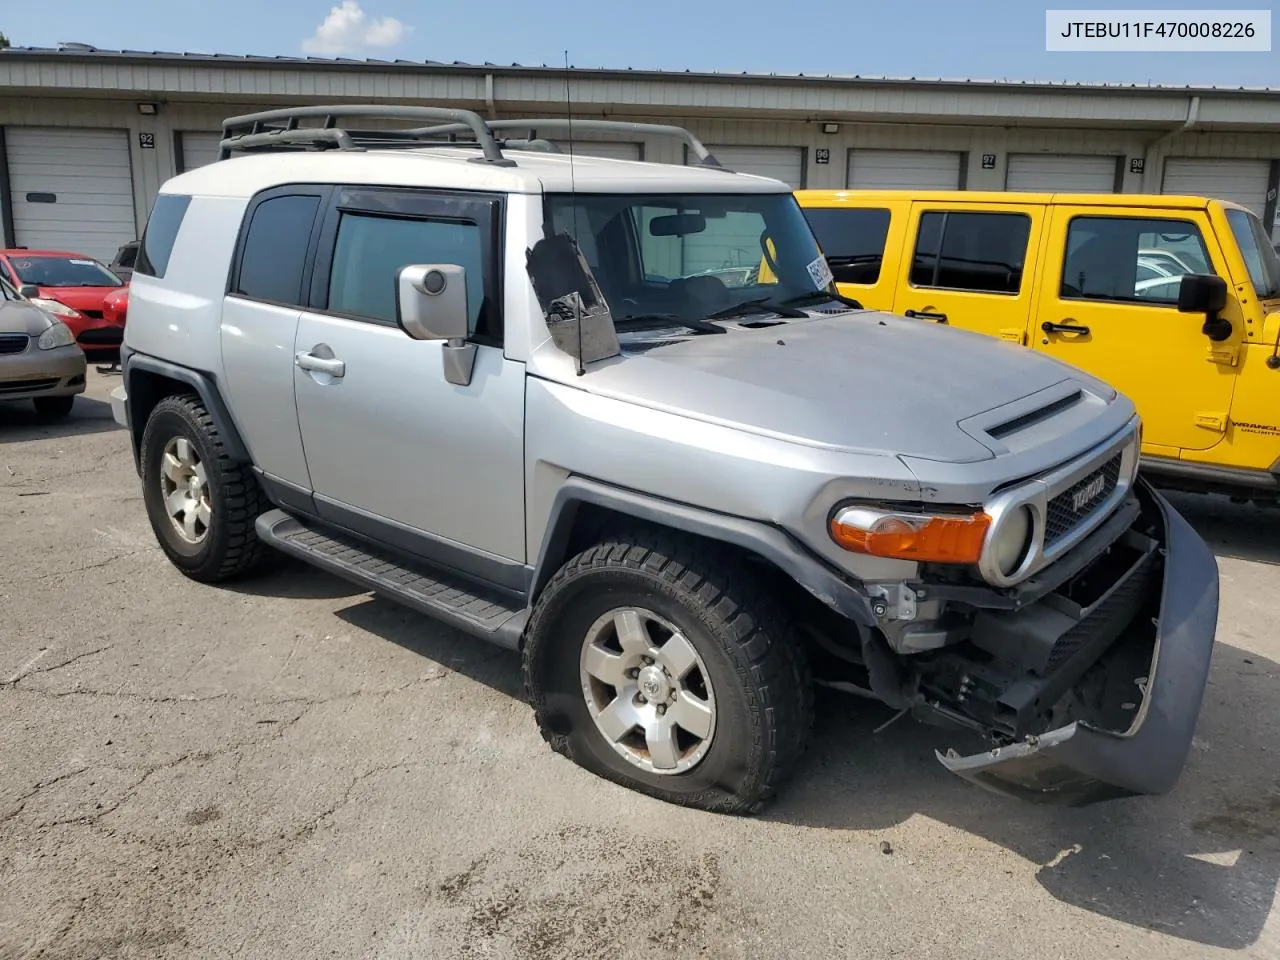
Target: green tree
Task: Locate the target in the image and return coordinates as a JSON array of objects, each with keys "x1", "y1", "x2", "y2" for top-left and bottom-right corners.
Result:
[{"x1": 0, "y1": 32, "x2": 10, "y2": 49}]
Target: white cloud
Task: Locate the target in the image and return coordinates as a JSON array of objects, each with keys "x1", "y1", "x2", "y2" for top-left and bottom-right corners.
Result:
[{"x1": 302, "y1": 1, "x2": 410, "y2": 55}]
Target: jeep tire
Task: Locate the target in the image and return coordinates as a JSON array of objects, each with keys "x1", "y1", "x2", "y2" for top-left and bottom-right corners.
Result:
[
  {"x1": 523, "y1": 530, "x2": 813, "y2": 814},
  {"x1": 140, "y1": 394, "x2": 266, "y2": 583}
]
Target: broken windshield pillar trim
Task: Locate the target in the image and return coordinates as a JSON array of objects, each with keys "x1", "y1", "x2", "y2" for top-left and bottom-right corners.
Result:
[{"x1": 526, "y1": 232, "x2": 621, "y2": 366}]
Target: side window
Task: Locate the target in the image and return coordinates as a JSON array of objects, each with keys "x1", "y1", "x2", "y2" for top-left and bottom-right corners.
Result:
[
  {"x1": 802, "y1": 207, "x2": 891, "y2": 284},
  {"x1": 233, "y1": 194, "x2": 321, "y2": 305},
  {"x1": 327, "y1": 213, "x2": 487, "y2": 331},
  {"x1": 1061, "y1": 216, "x2": 1212, "y2": 305},
  {"x1": 135, "y1": 194, "x2": 192, "y2": 280},
  {"x1": 909, "y1": 211, "x2": 1031, "y2": 295}
]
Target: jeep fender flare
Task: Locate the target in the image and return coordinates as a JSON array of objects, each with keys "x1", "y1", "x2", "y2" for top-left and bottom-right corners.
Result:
[
  {"x1": 530, "y1": 476, "x2": 876, "y2": 627},
  {"x1": 122, "y1": 351, "x2": 251, "y2": 467}
]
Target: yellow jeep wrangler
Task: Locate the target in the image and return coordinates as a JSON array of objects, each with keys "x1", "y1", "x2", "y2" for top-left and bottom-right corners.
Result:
[{"x1": 793, "y1": 189, "x2": 1280, "y2": 503}]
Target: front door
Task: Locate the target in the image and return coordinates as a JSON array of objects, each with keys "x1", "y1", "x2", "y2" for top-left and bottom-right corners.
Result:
[
  {"x1": 1031, "y1": 206, "x2": 1240, "y2": 454},
  {"x1": 292, "y1": 186, "x2": 526, "y2": 568},
  {"x1": 891, "y1": 202, "x2": 1045, "y2": 343}
]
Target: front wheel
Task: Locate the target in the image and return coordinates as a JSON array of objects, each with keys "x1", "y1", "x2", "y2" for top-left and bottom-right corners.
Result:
[
  {"x1": 523, "y1": 531, "x2": 813, "y2": 814},
  {"x1": 139, "y1": 394, "x2": 267, "y2": 583}
]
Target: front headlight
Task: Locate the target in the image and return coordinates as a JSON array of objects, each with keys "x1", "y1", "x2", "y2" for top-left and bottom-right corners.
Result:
[
  {"x1": 830, "y1": 505, "x2": 990, "y2": 564},
  {"x1": 37, "y1": 321, "x2": 76, "y2": 350},
  {"x1": 29, "y1": 297, "x2": 81, "y2": 320},
  {"x1": 990, "y1": 505, "x2": 1032, "y2": 577}
]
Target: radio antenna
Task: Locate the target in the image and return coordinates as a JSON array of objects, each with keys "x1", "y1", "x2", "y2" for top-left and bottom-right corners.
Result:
[{"x1": 564, "y1": 50, "x2": 585, "y2": 376}]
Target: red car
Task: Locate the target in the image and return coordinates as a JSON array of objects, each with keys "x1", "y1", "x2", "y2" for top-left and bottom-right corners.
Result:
[
  {"x1": 0, "y1": 249, "x2": 129, "y2": 359},
  {"x1": 103, "y1": 286, "x2": 129, "y2": 326}
]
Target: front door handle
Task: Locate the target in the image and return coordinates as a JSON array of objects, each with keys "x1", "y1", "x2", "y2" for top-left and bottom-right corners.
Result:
[
  {"x1": 295, "y1": 351, "x2": 346, "y2": 378},
  {"x1": 1042, "y1": 320, "x2": 1091, "y2": 336},
  {"x1": 905, "y1": 308, "x2": 948, "y2": 324}
]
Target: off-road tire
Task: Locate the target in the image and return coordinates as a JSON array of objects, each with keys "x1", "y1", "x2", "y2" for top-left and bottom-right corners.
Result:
[
  {"x1": 523, "y1": 529, "x2": 814, "y2": 814},
  {"x1": 33, "y1": 395, "x2": 74, "y2": 418},
  {"x1": 140, "y1": 394, "x2": 267, "y2": 583}
]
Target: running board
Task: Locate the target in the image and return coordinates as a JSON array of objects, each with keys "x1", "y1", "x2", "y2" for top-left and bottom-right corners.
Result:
[{"x1": 255, "y1": 509, "x2": 527, "y2": 649}]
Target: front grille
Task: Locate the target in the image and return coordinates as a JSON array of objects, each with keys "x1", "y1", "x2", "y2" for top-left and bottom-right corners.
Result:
[
  {"x1": 1044, "y1": 552, "x2": 1154, "y2": 671},
  {"x1": 80, "y1": 310, "x2": 104, "y2": 320},
  {"x1": 0, "y1": 377, "x2": 58, "y2": 394},
  {"x1": 1044, "y1": 453, "x2": 1123, "y2": 546},
  {"x1": 0, "y1": 333, "x2": 29, "y2": 355},
  {"x1": 77, "y1": 327, "x2": 124, "y2": 345}
]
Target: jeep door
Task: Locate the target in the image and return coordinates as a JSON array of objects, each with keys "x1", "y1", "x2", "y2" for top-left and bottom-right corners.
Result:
[
  {"x1": 1031, "y1": 205, "x2": 1240, "y2": 455},
  {"x1": 798, "y1": 197, "x2": 910, "y2": 309},
  {"x1": 890, "y1": 201, "x2": 1046, "y2": 343},
  {"x1": 291, "y1": 186, "x2": 526, "y2": 578}
]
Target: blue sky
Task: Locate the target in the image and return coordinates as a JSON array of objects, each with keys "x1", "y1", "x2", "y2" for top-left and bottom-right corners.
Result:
[{"x1": 3, "y1": 0, "x2": 1276, "y2": 86}]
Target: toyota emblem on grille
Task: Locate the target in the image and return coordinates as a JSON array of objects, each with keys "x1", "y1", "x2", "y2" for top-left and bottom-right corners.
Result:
[{"x1": 1072, "y1": 473, "x2": 1107, "y2": 513}]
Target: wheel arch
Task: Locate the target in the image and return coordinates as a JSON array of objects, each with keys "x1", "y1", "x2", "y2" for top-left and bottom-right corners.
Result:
[
  {"x1": 123, "y1": 352, "x2": 250, "y2": 471},
  {"x1": 529, "y1": 476, "x2": 876, "y2": 628}
]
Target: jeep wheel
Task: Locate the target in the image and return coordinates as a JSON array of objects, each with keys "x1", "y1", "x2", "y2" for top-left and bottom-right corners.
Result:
[
  {"x1": 140, "y1": 394, "x2": 266, "y2": 583},
  {"x1": 523, "y1": 531, "x2": 813, "y2": 814}
]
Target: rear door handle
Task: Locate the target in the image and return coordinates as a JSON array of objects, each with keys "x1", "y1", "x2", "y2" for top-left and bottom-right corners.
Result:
[
  {"x1": 1042, "y1": 320, "x2": 1090, "y2": 336},
  {"x1": 904, "y1": 309, "x2": 948, "y2": 324},
  {"x1": 295, "y1": 352, "x2": 346, "y2": 378}
]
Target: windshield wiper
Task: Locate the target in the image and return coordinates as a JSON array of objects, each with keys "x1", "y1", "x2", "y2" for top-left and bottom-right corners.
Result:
[
  {"x1": 780, "y1": 290, "x2": 864, "y2": 310},
  {"x1": 704, "y1": 297, "x2": 807, "y2": 321},
  {"x1": 615, "y1": 313, "x2": 726, "y2": 335}
]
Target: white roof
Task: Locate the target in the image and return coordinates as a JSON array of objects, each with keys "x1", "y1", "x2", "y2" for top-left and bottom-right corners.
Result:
[{"x1": 164, "y1": 146, "x2": 790, "y2": 199}]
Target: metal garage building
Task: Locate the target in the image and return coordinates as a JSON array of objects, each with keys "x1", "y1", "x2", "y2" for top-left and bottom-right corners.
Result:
[{"x1": 1, "y1": 45, "x2": 1278, "y2": 260}]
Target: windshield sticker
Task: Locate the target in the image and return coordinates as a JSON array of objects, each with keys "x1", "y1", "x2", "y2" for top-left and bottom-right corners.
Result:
[
  {"x1": 806, "y1": 255, "x2": 834, "y2": 291},
  {"x1": 70, "y1": 259, "x2": 96, "y2": 265}
]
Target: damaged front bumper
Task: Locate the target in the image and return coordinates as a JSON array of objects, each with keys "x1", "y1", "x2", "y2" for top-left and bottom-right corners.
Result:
[{"x1": 936, "y1": 481, "x2": 1219, "y2": 806}]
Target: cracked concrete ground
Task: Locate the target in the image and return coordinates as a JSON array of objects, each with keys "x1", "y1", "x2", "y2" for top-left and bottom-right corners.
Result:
[{"x1": 2, "y1": 370, "x2": 1279, "y2": 960}]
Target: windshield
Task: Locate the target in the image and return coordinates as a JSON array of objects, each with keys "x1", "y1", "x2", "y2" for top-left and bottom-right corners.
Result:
[
  {"x1": 7, "y1": 255, "x2": 124, "y2": 288},
  {"x1": 544, "y1": 192, "x2": 833, "y2": 327},
  {"x1": 1226, "y1": 208, "x2": 1280, "y2": 300}
]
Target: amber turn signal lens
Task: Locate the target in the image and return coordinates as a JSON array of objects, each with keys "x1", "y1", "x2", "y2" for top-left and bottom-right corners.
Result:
[{"x1": 830, "y1": 507, "x2": 990, "y2": 564}]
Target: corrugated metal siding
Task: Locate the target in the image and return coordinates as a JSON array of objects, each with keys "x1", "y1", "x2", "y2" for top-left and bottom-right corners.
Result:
[
  {"x1": 847, "y1": 149, "x2": 963, "y2": 189},
  {"x1": 1161, "y1": 157, "x2": 1271, "y2": 214},
  {"x1": 6, "y1": 127, "x2": 136, "y2": 259},
  {"x1": 1005, "y1": 154, "x2": 1119, "y2": 192}
]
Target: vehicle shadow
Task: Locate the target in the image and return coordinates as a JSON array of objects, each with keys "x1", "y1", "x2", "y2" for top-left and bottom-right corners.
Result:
[
  {"x1": 1162, "y1": 490, "x2": 1280, "y2": 566},
  {"x1": 0, "y1": 394, "x2": 121, "y2": 442},
  {"x1": 226, "y1": 555, "x2": 372, "y2": 601}
]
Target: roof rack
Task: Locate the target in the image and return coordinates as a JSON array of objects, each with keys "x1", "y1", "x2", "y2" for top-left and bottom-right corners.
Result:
[
  {"x1": 218, "y1": 104, "x2": 515, "y2": 165},
  {"x1": 416, "y1": 118, "x2": 723, "y2": 167},
  {"x1": 216, "y1": 104, "x2": 724, "y2": 169}
]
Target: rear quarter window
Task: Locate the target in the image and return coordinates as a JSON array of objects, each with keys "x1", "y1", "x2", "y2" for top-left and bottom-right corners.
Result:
[
  {"x1": 802, "y1": 207, "x2": 892, "y2": 284},
  {"x1": 135, "y1": 194, "x2": 193, "y2": 280}
]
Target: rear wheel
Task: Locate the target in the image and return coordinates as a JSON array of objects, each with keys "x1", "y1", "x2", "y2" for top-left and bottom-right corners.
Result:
[
  {"x1": 140, "y1": 394, "x2": 267, "y2": 583},
  {"x1": 523, "y1": 530, "x2": 813, "y2": 814},
  {"x1": 32, "y1": 395, "x2": 74, "y2": 418}
]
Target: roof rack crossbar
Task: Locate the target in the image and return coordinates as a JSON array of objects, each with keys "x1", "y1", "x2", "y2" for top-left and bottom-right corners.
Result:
[
  {"x1": 417, "y1": 118, "x2": 723, "y2": 167},
  {"x1": 218, "y1": 104, "x2": 512, "y2": 164}
]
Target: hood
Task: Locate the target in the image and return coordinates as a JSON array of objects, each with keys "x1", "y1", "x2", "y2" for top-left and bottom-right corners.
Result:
[
  {"x1": 34, "y1": 285, "x2": 121, "y2": 313},
  {"x1": 567, "y1": 310, "x2": 1118, "y2": 463},
  {"x1": 0, "y1": 298, "x2": 56, "y2": 336}
]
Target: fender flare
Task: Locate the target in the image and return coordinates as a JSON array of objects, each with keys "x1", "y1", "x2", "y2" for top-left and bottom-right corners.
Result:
[
  {"x1": 123, "y1": 351, "x2": 251, "y2": 465},
  {"x1": 530, "y1": 475, "x2": 876, "y2": 626}
]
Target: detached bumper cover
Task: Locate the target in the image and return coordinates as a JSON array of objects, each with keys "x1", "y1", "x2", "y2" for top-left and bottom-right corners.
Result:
[{"x1": 937, "y1": 483, "x2": 1219, "y2": 805}]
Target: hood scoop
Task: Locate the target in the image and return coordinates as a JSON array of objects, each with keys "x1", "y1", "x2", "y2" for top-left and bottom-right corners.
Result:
[{"x1": 958, "y1": 380, "x2": 1104, "y2": 456}]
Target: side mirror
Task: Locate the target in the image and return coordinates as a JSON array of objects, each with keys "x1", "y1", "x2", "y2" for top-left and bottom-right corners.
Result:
[
  {"x1": 1176, "y1": 273, "x2": 1231, "y2": 342},
  {"x1": 396, "y1": 264, "x2": 476, "y2": 387},
  {"x1": 1176, "y1": 273, "x2": 1228, "y2": 315},
  {"x1": 396, "y1": 264, "x2": 469, "y2": 341},
  {"x1": 18, "y1": 284, "x2": 39, "y2": 299}
]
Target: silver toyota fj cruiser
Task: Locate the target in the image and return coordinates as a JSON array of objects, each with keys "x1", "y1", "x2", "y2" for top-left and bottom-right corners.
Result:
[{"x1": 111, "y1": 105, "x2": 1220, "y2": 814}]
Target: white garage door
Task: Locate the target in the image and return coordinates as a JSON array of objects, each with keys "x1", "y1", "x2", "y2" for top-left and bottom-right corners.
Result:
[
  {"x1": 1005, "y1": 154, "x2": 1118, "y2": 193},
  {"x1": 847, "y1": 149, "x2": 963, "y2": 190},
  {"x1": 177, "y1": 131, "x2": 223, "y2": 172},
  {"x1": 1161, "y1": 158, "x2": 1272, "y2": 216},
  {"x1": 551, "y1": 140, "x2": 642, "y2": 161},
  {"x1": 7, "y1": 127, "x2": 136, "y2": 261},
  {"x1": 707, "y1": 146, "x2": 805, "y2": 188}
]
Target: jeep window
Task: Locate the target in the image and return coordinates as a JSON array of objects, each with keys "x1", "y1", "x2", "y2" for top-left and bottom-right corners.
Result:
[
  {"x1": 233, "y1": 194, "x2": 321, "y2": 305},
  {"x1": 1226, "y1": 208, "x2": 1280, "y2": 300},
  {"x1": 544, "y1": 192, "x2": 830, "y2": 325},
  {"x1": 801, "y1": 207, "x2": 891, "y2": 284},
  {"x1": 7, "y1": 254, "x2": 123, "y2": 288},
  {"x1": 909, "y1": 211, "x2": 1030, "y2": 294},
  {"x1": 135, "y1": 194, "x2": 191, "y2": 280},
  {"x1": 1061, "y1": 216, "x2": 1213, "y2": 305},
  {"x1": 326, "y1": 213, "x2": 486, "y2": 331}
]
